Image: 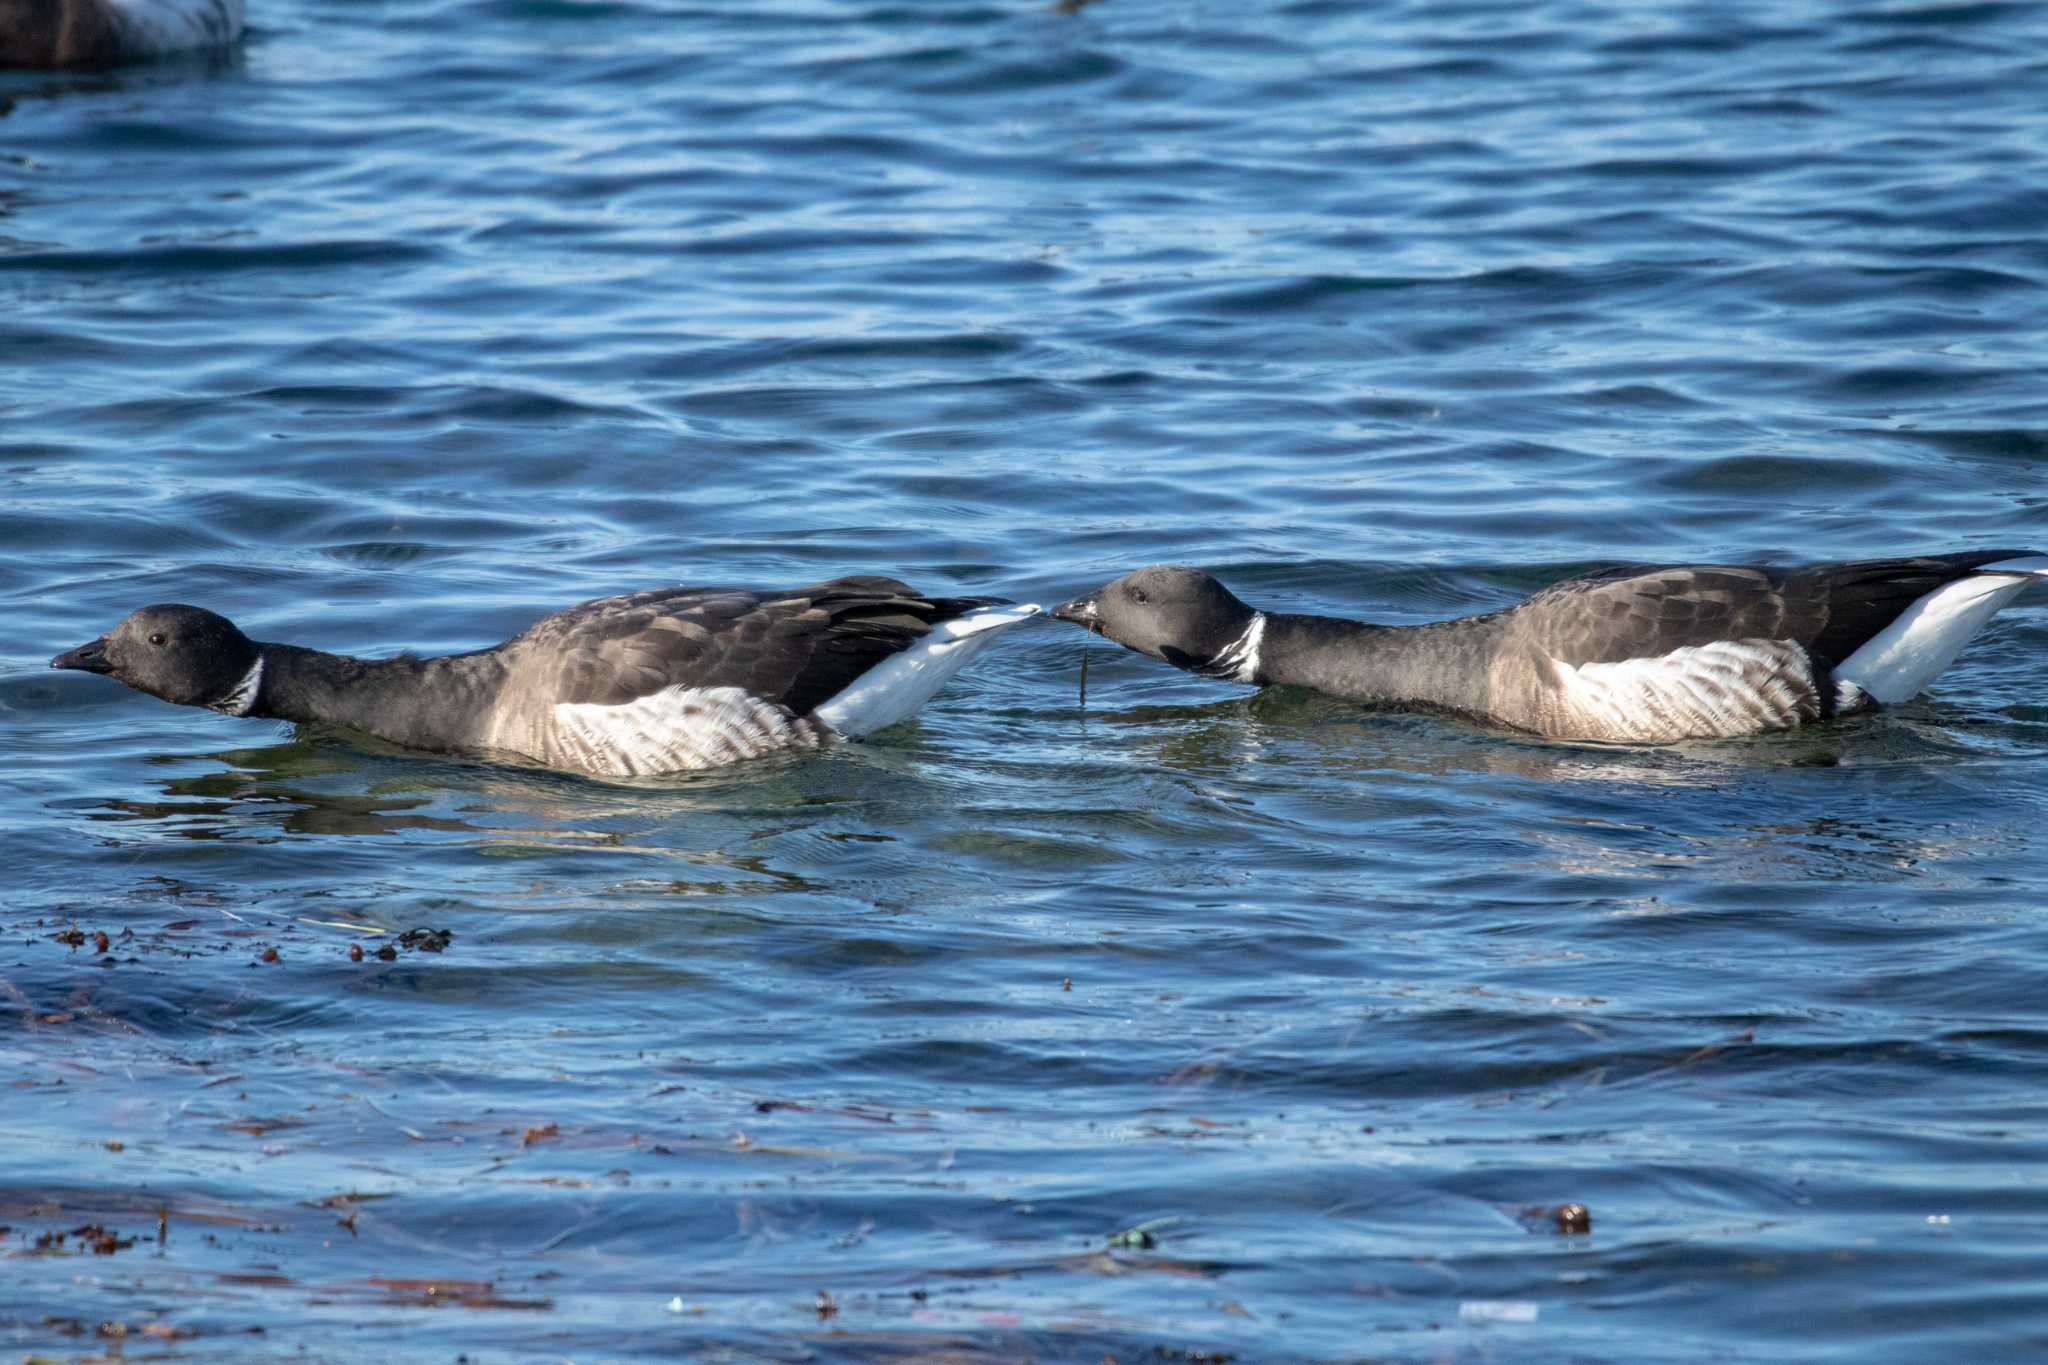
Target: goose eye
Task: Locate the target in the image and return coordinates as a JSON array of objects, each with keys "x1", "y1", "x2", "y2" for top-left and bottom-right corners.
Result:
[
  {"x1": 148, "y1": 632, "x2": 167, "y2": 646},
  {"x1": 1130, "y1": 589, "x2": 1149, "y2": 604}
]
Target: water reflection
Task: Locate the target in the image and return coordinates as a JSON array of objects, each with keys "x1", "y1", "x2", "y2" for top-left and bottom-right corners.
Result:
[
  {"x1": 76, "y1": 739, "x2": 470, "y2": 841},
  {"x1": 1067, "y1": 688, "x2": 2039, "y2": 903},
  {"x1": 1082, "y1": 687, "x2": 2021, "y2": 785},
  {"x1": 59, "y1": 731, "x2": 832, "y2": 901}
]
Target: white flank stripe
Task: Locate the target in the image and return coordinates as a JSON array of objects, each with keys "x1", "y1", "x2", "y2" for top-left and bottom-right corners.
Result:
[
  {"x1": 812, "y1": 602, "x2": 1040, "y2": 738},
  {"x1": 210, "y1": 653, "x2": 265, "y2": 717},
  {"x1": 552, "y1": 685, "x2": 815, "y2": 777},
  {"x1": 1556, "y1": 639, "x2": 1812, "y2": 741},
  {"x1": 1837, "y1": 569, "x2": 2045, "y2": 704}
]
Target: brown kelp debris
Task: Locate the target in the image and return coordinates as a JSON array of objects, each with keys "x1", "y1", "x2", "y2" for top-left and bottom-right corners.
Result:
[
  {"x1": 1060, "y1": 1247, "x2": 1219, "y2": 1278},
  {"x1": 30, "y1": 919, "x2": 134, "y2": 959},
  {"x1": 311, "y1": 1191, "x2": 395, "y2": 1211},
  {"x1": 362, "y1": 1277, "x2": 551, "y2": 1311},
  {"x1": 745, "y1": 1096, "x2": 900, "y2": 1126},
  {"x1": 309, "y1": 1190, "x2": 392, "y2": 1234},
  {"x1": 1511, "y1": 1202, "x2": 1593, "y2": 1235},
  {"x1": 330, "y1": 927, "x2": 455, "y2": 960},
  {"x1": 27, "y1": 1223, "x2": 136, "y2": 1255},
  {"x1": 221, "y1": 1114, "x2": 309, "y2": 1138},
  {"x1": 216, "y1": 1272, "x2": 294, "y2": 1287},
  {"x1": 398, "y1": 927, "x2": 453, "y2": 953},
  {"x1": 1679, "y1": 1025, "x2": 1755, "y2": 1067}
]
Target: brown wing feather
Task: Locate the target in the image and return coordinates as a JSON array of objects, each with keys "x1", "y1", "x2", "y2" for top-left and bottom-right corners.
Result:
[
  {"x1": 1513, "y1": 552, "x2": 2036, "y2": 667},
  {"x1": 0, "y1": 0, "x2": 124, "y2": 68},
  {"x1": 508, "y1": 577, "x2": 1005, "y2": 715}
]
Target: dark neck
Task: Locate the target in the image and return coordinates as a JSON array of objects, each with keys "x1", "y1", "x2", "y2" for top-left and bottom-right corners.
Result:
[
  {"x1": 251, "y1": 644, "x2": 507, "y2": 754},
  {"x1": 1257, "y1": 611, "x2": 1503, "y2": 719}
]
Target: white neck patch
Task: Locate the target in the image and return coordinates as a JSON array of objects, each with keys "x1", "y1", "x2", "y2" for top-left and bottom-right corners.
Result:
[
  {"x1": 210, "y1": 653, "x2": 265, "y2": 716},
  {"x1": 1208, "y1": 614, "x2": 1266, "y2": 684}
]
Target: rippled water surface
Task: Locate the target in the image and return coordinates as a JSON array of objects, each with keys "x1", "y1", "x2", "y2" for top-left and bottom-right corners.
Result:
[{"x1": 7, "y1": 1, "x2": 2048, "y2": 1359}]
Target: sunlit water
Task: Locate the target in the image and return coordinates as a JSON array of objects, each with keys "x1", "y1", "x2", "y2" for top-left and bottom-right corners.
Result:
[{"x1": 6, "y1": 1, "x2": 2048, "y2": 1359}]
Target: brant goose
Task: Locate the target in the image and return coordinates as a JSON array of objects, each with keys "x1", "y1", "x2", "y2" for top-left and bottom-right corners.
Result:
[
  {"x1": 2, "y1": 0, "x2": 243, "y2": 68},
  {"x1": 1051, "y1": 553, "x2": 2048, "y2": 743},
  {"x1": 51, "y1": 577, "x2": 1038, "y2": 776}
]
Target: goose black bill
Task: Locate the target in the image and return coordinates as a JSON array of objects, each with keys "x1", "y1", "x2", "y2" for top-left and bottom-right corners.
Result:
[
  {"x1": 51, "y1": 637, "x2": 112, "y2": 674},
  {"x1": 1050, "y1": 594, "x2": 1101, "y2": 632}
]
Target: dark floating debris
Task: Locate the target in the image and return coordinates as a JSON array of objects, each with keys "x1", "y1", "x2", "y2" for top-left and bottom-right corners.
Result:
[
  {"x1": 1107, "y1": 1216, "x2": 1183, "y2": 1251},
  {"x1": 32, "y1": 1223, "x2": 136, "y2": 1256},
  {"x1": 398, "y1": 927, "x2": 452, "y2": 953},
  {"x1": 348, "y1": 943, "x2": 364, "y2": 962},
  {"x1": 1512, "y1": 1201, "x2": 1593, "y2": 1235},
  {"x1": 364, "y1": 1277, "x2": 551, "y2": 1311}
]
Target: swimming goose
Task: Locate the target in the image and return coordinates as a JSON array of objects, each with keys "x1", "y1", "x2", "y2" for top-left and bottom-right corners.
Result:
[
  {"x1": 51, "y1": 576, "x2": 1038, "y2": 776},
  {"x1": 1051, "y1": 552, "x2": 2048, "y2": 743},
  {"x1": 2, "y1": 0, "x2": 243, "y2": 68}
]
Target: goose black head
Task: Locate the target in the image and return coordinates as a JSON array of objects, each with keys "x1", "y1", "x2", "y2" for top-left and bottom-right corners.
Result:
[
  {"x1": 1051, "y1": 565, "x2": 1261, "y2": 676},
  {"x1": 52, "y1": 604, "x2": 263, "y2": 712}
]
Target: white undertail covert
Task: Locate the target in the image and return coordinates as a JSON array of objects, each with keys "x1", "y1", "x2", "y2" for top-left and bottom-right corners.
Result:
[
  {"x1": 1835, "y1": 556, "x2": 2048, "y2": 703},
  {"x1": 813, "y1": 602, "x2": 1040, "y2": 736}
]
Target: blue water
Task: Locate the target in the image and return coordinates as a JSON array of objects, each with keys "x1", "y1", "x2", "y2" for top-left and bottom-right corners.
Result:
[{"x1": 6, "y1": 1, "x2": 2048, "y2": 1358}]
